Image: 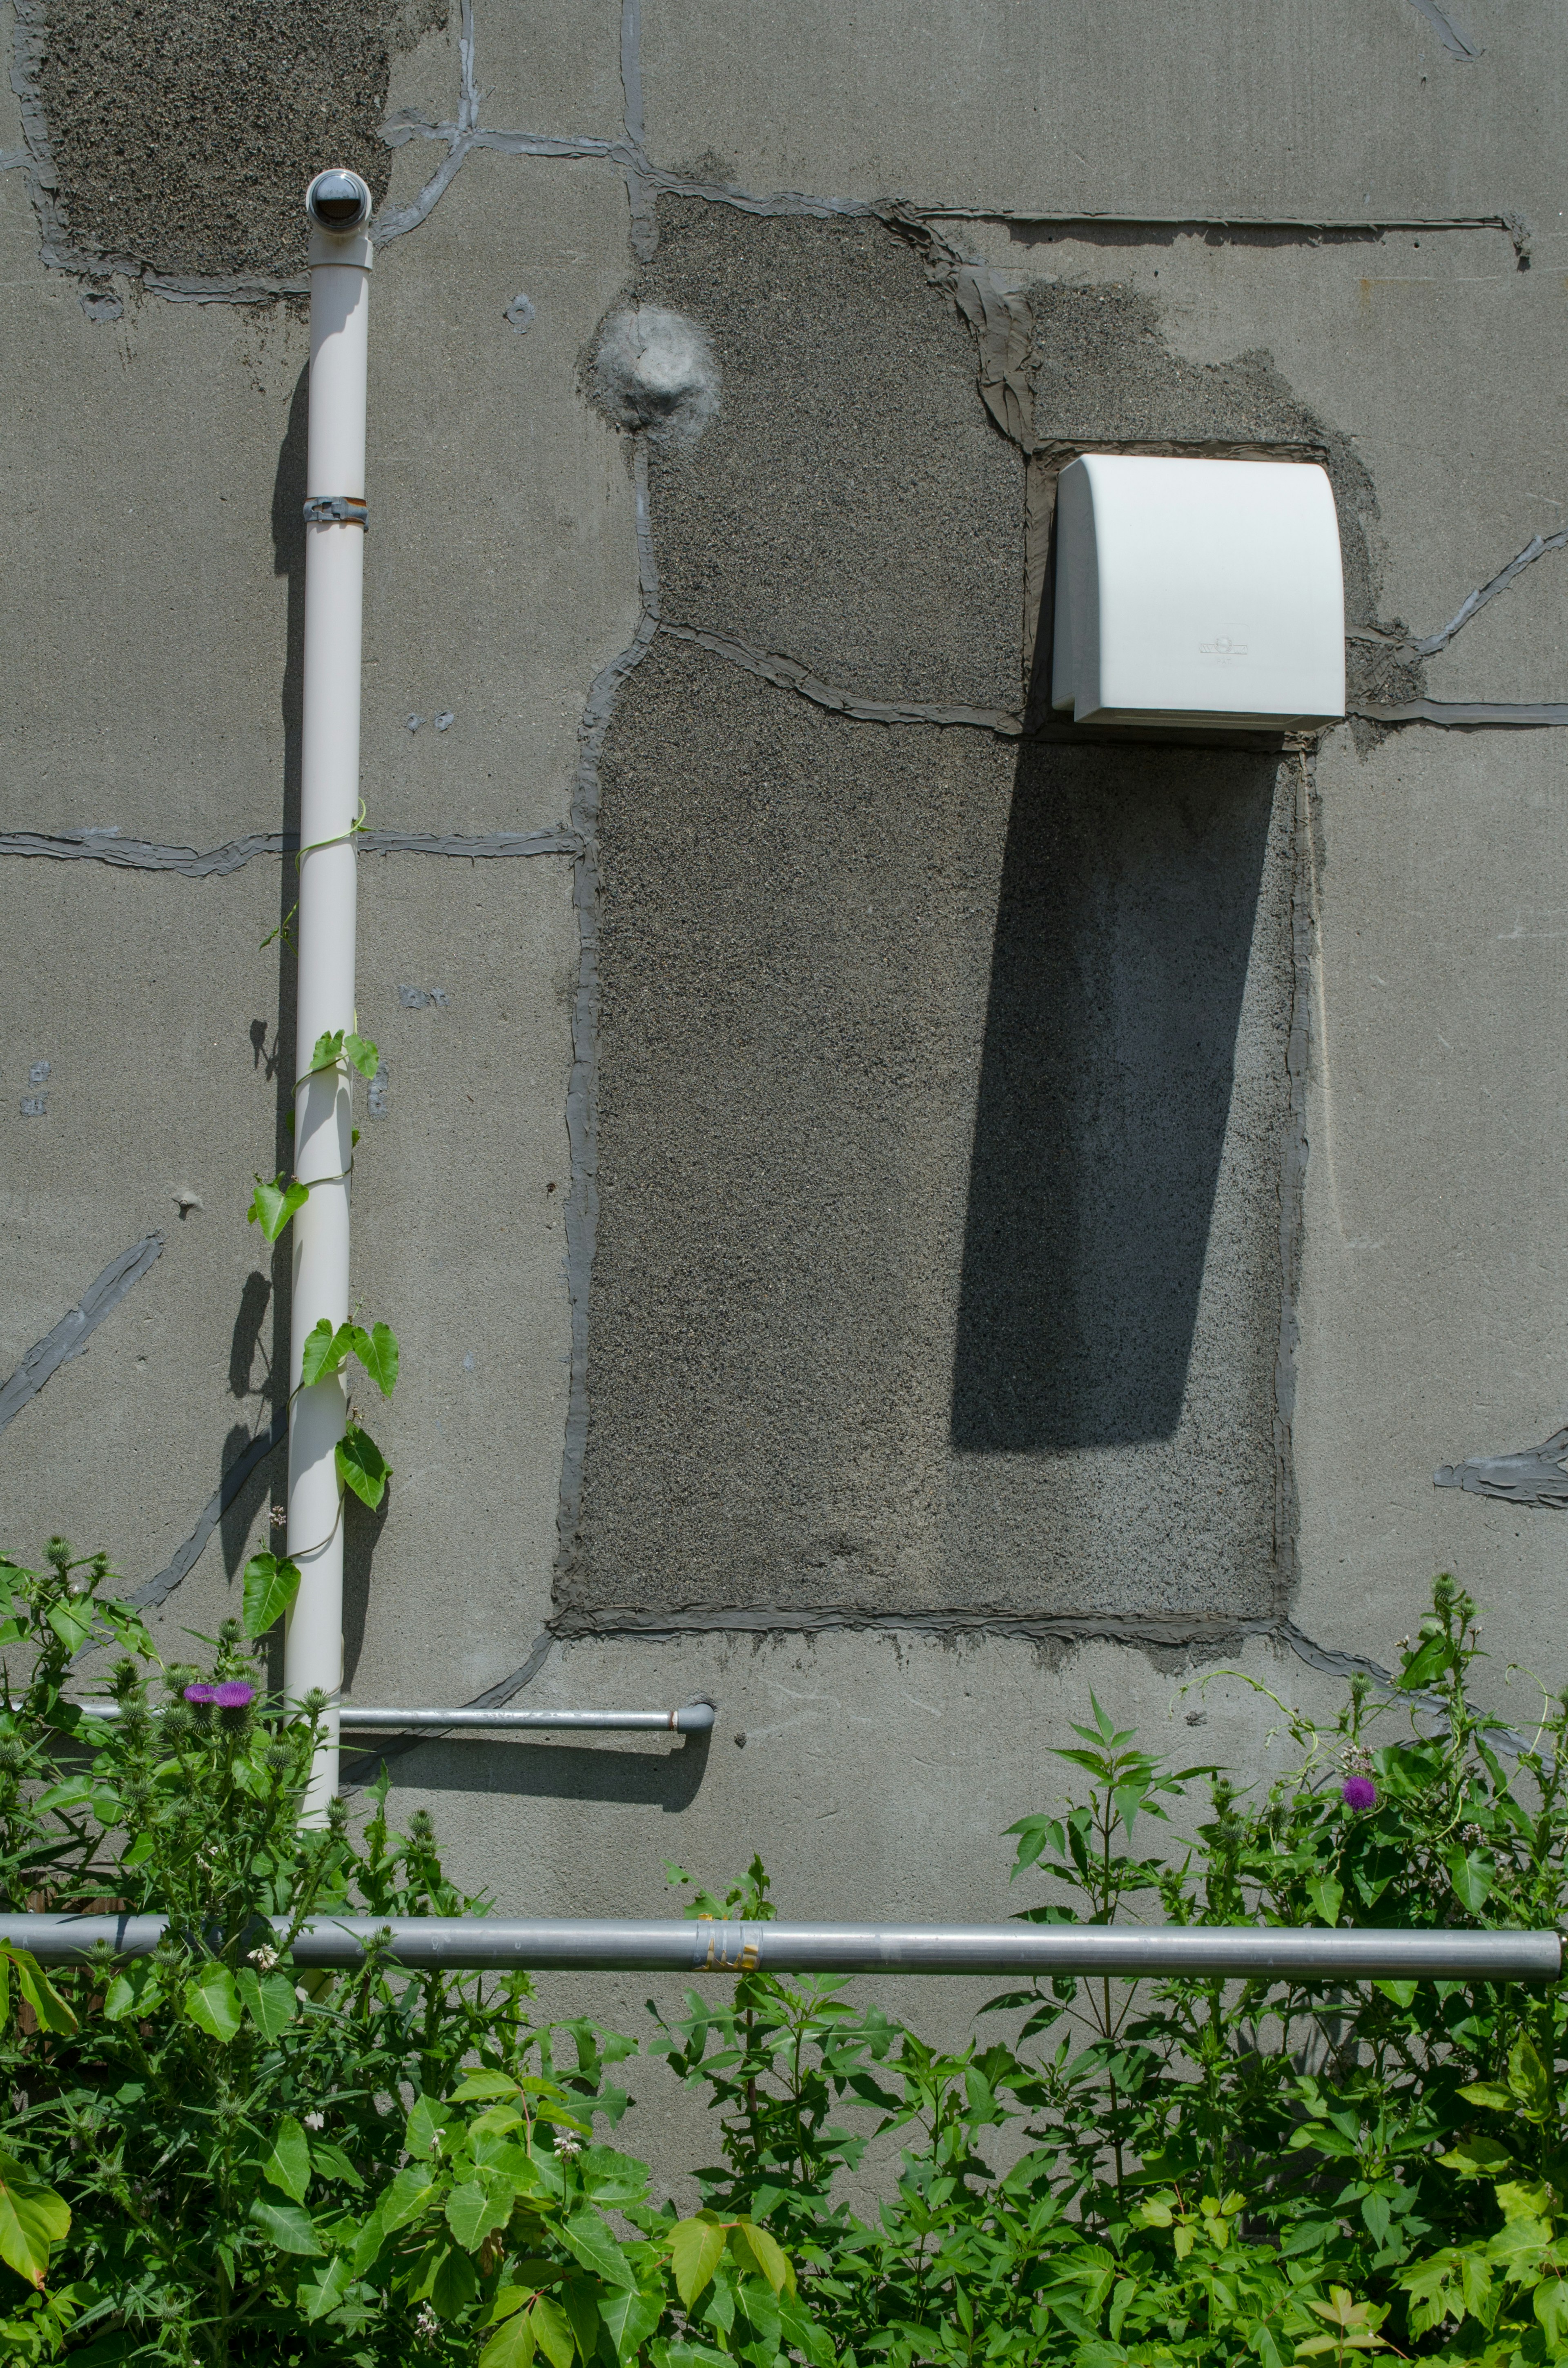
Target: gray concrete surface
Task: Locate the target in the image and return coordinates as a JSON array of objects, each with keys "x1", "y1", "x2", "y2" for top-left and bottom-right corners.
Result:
[{"x1": 2, "y1": 0, "x2": 1568, "y2": 2179}]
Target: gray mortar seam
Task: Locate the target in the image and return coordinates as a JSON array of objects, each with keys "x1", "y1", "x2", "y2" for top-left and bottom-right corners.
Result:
[
  {"x1": 0, "y1": 1233, "x2": 163, "y2": 1438},
  {"x1": 0, "y1": 827, "x2": 581, "y2": 874},
  {"x1": 1271, "y1": 756, "x2": 1312, "y2": 1614}
]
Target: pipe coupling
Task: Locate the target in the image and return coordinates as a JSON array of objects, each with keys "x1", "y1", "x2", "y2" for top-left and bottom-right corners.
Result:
[{"x1": 303, "y1": 496, "x2": 368, "y2": 530}]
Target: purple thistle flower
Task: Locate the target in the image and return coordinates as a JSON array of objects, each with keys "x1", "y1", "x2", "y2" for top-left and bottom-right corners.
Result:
[
  {"x1": 183, "y1": 1683, "x2": 216, "y2": 1705},
  {"x1": 213, "y1": 1680, "x2": 254, "y2": 1710},
  {"x1": 1341, "y1": 1775, "x2": 1377, "y2": 1812}
]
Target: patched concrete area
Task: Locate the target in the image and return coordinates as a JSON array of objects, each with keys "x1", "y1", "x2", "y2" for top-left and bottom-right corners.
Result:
[
  {"x1": 2, "y1": 0, "x2": 1567, "y2": 2090},
  {"x1": 630, "y1": 200, "x2": 1022, "y2": 710},
  {"x1": 22, "y1": 0, "x2": 443, "y2": 281},
  {"x1": 568, "y1": 635, "x2": 1294, "y2": 1625}
]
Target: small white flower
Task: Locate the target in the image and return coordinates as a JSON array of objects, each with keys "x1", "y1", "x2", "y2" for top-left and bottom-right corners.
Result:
[
  {"x1": 248, "y1": 1944, "x2": 278, "y2": 1971},
  {"x1": 555, "y1": 2131, "x2": 582, "y2": 2161},
  {"x1": 415, "y1": 2302, "x2": 440, "y2": 2340},
  {"x1": 304, "y1": 2110, "x2": 325, "y2": 2131}
]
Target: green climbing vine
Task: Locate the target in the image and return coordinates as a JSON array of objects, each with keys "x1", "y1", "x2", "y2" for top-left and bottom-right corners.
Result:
[{"x1": 241, "y1": 1024, "x2": 400, "y2": 1646}]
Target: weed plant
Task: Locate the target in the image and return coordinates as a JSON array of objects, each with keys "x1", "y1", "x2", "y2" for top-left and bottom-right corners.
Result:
[{"x1": 0, "y1": 1547, "x2": 1563, "y2": 2368}]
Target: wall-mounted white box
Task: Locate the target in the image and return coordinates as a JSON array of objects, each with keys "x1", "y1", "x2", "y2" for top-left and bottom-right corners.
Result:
[{"x1": 1050, "y1": 454, "x2": 1346, "y2": 731}]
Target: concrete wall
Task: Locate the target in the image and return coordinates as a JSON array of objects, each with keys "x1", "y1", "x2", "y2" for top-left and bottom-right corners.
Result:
[{"x1": 2, "y1": 0, "x2": 1567, "y2": 2124}]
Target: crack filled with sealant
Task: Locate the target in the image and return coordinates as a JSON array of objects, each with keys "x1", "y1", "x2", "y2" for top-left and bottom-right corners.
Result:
[
  {"x1": 657, "y1": 622, "x2": 1025, "y2": 734},
  {"x1": 1400, "y1": 0, "x2": 1482, "y2": 62},
  {"x1": 1356, "y1": 700, "x2": 1568, "y2": 727},
  {"x1": 1412, "y1": 527, "x2": 1568, "y2": 657},
  {"x1": 1436, "y1": 1427, "x2": 1568, "y2": 1509},
  {"x1": 0, "y1": 826, "x2": 581, "y2": 874},
  {"x1": 0, "y1": 1234, "x2": 163, "y2": 1437}
]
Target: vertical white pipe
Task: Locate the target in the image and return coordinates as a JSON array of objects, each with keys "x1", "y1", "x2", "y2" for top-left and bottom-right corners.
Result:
[{"x1": 286, "y1": 178, "x2": 373, "y2": 1817}]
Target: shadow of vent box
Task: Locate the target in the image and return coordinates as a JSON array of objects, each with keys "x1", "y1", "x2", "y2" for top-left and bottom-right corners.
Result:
[{"x1": 1051, "y1": 455, "x2": 1345, "y2": 732}]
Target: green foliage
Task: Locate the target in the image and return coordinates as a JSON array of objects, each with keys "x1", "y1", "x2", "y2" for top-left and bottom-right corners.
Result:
[
  {"x1": 0, "y1": 1550, "x2": 822, "y2": 2366},
  {"x1": 2, "y1": 1564, "x2": 1567, "y2": 2368}
]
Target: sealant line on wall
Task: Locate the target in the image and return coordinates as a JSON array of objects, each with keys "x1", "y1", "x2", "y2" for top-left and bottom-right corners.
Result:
[
  {"x1": 657, "y1": 622, "x2": 1026, "y2": 734},
  {"x1": 0, "y1": 827, "x2": 581, "y2": 876},
  {"x1": 1412, "y1": 527, "x2": 1568, "y2": 656},
  {"x1": 1401, "y1": 0, "x2": 1482, "y2": 62},
  {"x1": 1359, "y1": 700, "x2": 1568, "y2": 727},
  {"x1": 0, "y1": 1234, "x2": 163, "y2": 1438},
  {"x1": 620, "y1": 0, "x2": 656, "y2": 262}
]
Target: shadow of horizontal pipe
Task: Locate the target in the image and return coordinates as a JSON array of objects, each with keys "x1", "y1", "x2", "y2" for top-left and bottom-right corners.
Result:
[{"x1": 343, "y1": 1731, "x2": 710, "y2": 1811}]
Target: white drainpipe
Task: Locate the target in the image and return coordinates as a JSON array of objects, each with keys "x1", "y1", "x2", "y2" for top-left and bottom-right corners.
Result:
[{"x1": 286, "y1": 170, "x2": 374, "y2": 1815}]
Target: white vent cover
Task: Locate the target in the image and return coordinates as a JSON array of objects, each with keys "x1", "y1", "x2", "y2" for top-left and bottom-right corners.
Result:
[{"x1": 1050, "y1": 454, "x2": 1346, "y2": 731}]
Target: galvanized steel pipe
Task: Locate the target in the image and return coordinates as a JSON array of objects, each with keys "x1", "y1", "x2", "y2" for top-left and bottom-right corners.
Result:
[
  {"x1": 44, "y1": 1701, "x2": 717, "y2": 1736},
  {"x1": 0, "y1": 1915, "x2": 1556, "y2": 1978}
]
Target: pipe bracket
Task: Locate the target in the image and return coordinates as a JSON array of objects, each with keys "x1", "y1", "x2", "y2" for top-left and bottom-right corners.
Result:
[{"x1": 303, "y1": 496, "x2": 368, "y2": 529}]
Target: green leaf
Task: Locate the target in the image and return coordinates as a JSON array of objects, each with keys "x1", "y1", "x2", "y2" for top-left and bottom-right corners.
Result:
[
  {"x1": 307, "y1": 1030, "x2": 345, "y2": 1074},
  {"x1": 353, "y1": 1320, "x2": 399, "y2": 1397},
  {"x1": 480, "y1": 2310, "x2": 537, "y2": 2368},
  {"x1": 0, "y1": 2154, "x2": 69, "y2": 2290},
  {"x1": 1509, "y1": 2032, "x2": 1553, "y2": 2119},
  {"x1": 431, "y1": 2245, "x2": 480, "y2": 2319},
  {"x1": 405, "y1": 2094, "x2": 452, "y2": 2160},
  {"x1": 236, "y1": 1965, "x2": 296, "y2": 2040},
  {"x1": 1305, "y1": 1873, "x2": 1343, "y2": 1927},
  {"x1": 598, "y1": 2286, "x2": 662, "y2": 2365},
  {"x1": 336, "y1": 1425, "x2": 390, "y2": 1510},
  {"x1": 7, "y1": 1948, "x2": 75, "y2": 2037},
  {"x1": 249, "y1": 1173, "x2": 308, "y2": 1242},
  {"x1": 44, "y1": 1598, "x2": 94, "y2": 1656},
  {"x1": 452, "y1": 2070, "x2": 520, "y2": 2103},
  {"x1": 298, "y1": 2254, "x2": 354, "y2": 2323},
  {"x1": 445, "y1": 2172, "x2": 515, "y2": 2253},
  {"x1": 561, "y1": 2208, "x2": 637, "y2": 2292},
  {"x1": 531, "y1": 2294, "x2": 576, "y2": 2368},
  {"x1": 1399, "y1": 1632, "x2": 1457, "y2": 1688},
  {"x1": 1459, "y1": 2083, "x2": 1516, "y2": 2113},
  {"x1": 343, "y1": 1031, "x2": 379, "y2": 1081},
  {"x1": 731, "y1": 2219, "x2": 793, "y2": 2296},
  {"x1": 251, "y1": 2198, "x2": 323, "y2": 2257},
  {"x1": 349, "y1": 2203, "x2": 388, "y2": 2277},
  {"x1": 242, "y1": 1552, "x2": 301, "y2": 1641},
  {"x1": 670, "y1": 2217, "x2": 727, "y2": 2310},
  {"x1": 1373, "y1": 1980, "x2": 1417, "y2": 2009},
  {"x1": 1440, "y1": 2135, "x2": 1515, "y2": 2176},
  {"x1": 104, "y1": 1958, "x2": 159, "y2": 2024},
  {"x1": 379, "y1": 2165, "x2": 439, "y2": 2233},
  {"x1": 263, "y1": 2116, "x2": 312, "y2": 2205},
  {"x1": 184, "y1": 1963, "x2": 243, "y2": 2044},
  {"x1": 1447, "y1": 1850, "x2": 1494, "y2": 1915},
  {"x1": 300, "y1": 1318, "x2": 355, "y2": 1389}
]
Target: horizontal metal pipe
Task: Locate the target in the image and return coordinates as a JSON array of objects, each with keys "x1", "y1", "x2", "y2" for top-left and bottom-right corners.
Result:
[
  {"x1": 0, "y1": 1915, "x2": 1556, "y2": 1979},
  {"x1": 37, "y1": 1701, "x2": 717, "y2": 1737}
]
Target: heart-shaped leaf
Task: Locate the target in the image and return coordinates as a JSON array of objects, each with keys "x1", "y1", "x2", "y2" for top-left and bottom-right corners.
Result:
[
  {"x1": 352, "y1": 1321, "x2": 399, "y2": 1398},
  {"x1": 236, "y1": 1965, "x2": 297, "y2": 2040},
  {"x1": 184, "y1": 1963, "x2": 242, "y2": 2044},
  {"x1": 249, "y1": 1174, "x2": 308, "y2": 1243},
  {"x1": 0, "y1": 2153, "x2": 68, "y2": 2290},
  {"x1": 242, "y1": 1553, "x2": 301, "y2": 1641},
  {"x1": 336, "y1": 1426, "x2": 390, "y2": 1510},
  {"x1": 300, "y1": 1319, "x2": 355, "y2": 1389}
]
